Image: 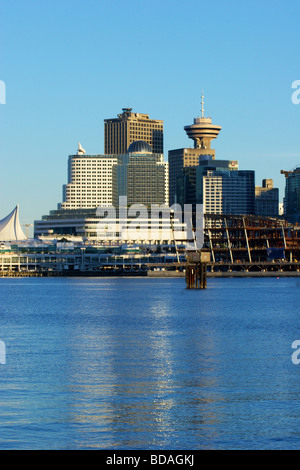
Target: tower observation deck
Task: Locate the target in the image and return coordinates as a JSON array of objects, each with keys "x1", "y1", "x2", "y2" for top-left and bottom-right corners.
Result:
[{"x1": 184, "y1": 93, "x2": 221, "y2": 156}]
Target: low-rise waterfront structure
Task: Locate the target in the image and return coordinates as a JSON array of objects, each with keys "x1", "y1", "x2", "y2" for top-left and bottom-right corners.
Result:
[
  {"x1": 0, "y1": 205, "x2": 27, "y2": 241},
  {"x1": 34, "y1": 207, "x2": 187, "y2": 245},
  {"x1": 5, "y1": 214, "x2": 300, "y2": 277}
]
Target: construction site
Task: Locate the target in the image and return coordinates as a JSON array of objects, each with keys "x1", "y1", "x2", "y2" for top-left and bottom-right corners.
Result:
[{"x1": 203, "y1": 213, "x2": 300, "y2": 275}]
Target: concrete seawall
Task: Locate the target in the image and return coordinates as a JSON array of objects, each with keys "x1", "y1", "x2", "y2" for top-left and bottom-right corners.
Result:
[
  {"x1": 1, "y1": 270, "x2": 300, "y2": 279},
  {"x1": 148, "y1": 270, "x2": 300, "y2": 278}
]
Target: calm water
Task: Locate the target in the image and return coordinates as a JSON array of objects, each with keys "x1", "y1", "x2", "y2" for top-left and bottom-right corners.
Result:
[{"x1": 0, "y1": 276, "x2": 300, "y2": 450}]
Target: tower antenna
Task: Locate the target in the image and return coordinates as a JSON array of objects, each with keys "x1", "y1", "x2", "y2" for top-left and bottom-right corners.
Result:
[{"x1": 201, "y1": 91, "x2": 205, "y2": 118}]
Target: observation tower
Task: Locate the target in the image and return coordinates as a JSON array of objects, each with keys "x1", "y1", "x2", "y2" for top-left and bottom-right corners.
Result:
[{"x1": 184, "y1": 93, "x2": 221, "y2": 157}]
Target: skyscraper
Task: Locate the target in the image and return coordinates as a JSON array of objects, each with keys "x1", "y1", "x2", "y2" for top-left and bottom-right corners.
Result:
[
  {"x1": 104, "y1": 108, "x2": 163, "y2": 155},
  {"x1": 175, "y1": 159, "x2": 239, "y2": 208},
  {"x1": 203, "y1": 170, "x2": 255, "y2": 215},
  {"x1": 112, "y1": 140, "x2": 168, "y2": 207},
  {"x1": 168, "y1": 94, "x2": 221, "y2": 205},
  {"x1": 282, "y1": 168, "x2": 300, "y2": 223},
  {"x1": 255, "y1": 179, "x2": 279, "y2": 217},
  {"x1": 195, "y1": 159, "x2": 239, "y2": 206},
  {"x1": 59, "y1": 143, "x2": 117, "y2": 210},
  {"x1": 168, "y1": 148, "x2": 207, "y2": 205}
]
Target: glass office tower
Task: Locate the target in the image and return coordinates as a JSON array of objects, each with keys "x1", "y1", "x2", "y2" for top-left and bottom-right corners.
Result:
[
  {"x1": 112, "y1": 141, "x2": 169, "y2": 207},
  {"x1": 284, "y1": 168, "x2": 300, "y2": 223}
]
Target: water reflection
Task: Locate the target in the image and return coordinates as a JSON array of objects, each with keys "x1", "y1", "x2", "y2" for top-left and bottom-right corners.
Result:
[
  {"x1": 61, "y1": 281, "x2": 225, "y2": 449},
  {"x1": 1, "y1": 277, "x2": 300, "y2": 449}
]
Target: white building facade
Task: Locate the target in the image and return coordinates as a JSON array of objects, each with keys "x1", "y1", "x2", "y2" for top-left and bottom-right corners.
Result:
[{"x1": 59, "y1": 144, "x2": 117, "y2": 210}]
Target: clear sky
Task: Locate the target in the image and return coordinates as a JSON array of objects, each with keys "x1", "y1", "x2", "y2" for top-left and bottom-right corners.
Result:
[{"x1": 1, "y1": 0, "x2": 300, "y2": 229}]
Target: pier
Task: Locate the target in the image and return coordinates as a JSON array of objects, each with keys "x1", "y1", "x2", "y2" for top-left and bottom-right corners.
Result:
[
  {"x1": 185, "y1": 251, "x2": 210, "y2": 289},
  {"x1": 0, "y1": 270, "x2": 43, "y2": 277}
]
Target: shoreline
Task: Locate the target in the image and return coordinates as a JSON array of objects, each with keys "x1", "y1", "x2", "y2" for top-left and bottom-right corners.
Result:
[
  {"x1": 148, "y1": 270, "x2": 300, "y2": 278},
  {"x1": 1, "y1": 270, "x2": 300, "y2": 278}
]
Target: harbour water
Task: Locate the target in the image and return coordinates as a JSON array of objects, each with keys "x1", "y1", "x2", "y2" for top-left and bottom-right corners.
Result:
[{"x1": 0, "y1": 276, "x2": 300, "y2": 450}]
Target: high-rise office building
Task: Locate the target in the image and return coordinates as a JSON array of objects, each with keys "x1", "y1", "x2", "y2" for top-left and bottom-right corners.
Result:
[
  {"x1": 196, "y1": 159, "x2": 239, "y2": 206},
  {"x1": 59, "y1": 143, "x2": 117, "y2": 210},
  {"x1": 112, "y1": 140, "x2": 168, "y2": 207},
  {"x1": 255, "y1": 179, "x2": 279, "y2": 217},
  {"x1": 175, "y1": 159, "x2": 239, "y2": 208},
  {"x1": 104, "y1": 108, "x2": 163, "y2": 155},
  {"x1": 282, "y1": 168, "x2": 300, "y2": 223},
  {"x1": 203, "y1": 170, "x2": 255, "y2": 215},
  {"x1": 168, "y1": 148, "x2": 208, "y2": 206}
]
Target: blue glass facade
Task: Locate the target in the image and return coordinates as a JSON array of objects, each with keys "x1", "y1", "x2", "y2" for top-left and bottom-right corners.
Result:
[{"x1": 284, "y1": 169, "x2": 300, "y2": 223}]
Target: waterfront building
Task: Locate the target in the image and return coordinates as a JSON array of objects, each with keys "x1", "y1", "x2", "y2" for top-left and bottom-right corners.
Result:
[
  {"x1": 282, "y1": 168, "x2": 300, "y2": 223},
  {"x1": 8, "y1": 214, "x2": 300, "y2": 276},
  {"x1": 0, "y1": 205, "x2": 27, "y2": 241},
  {"x1": 168, "y1": 94, "x2": 221, "y2": 205},
  {"x1": 112, "y1": 140, "x2": 169, "y2": 207},
  {"x1": 59, "y1": 143, "x2": 117, "y2": 210},
  {"x1": 34, "y1": 207, "x2": 186, "y2": 244},
  {"x1": 255, "y1": 179, "x2": 279, "y2": 217},
  {"x1": 204, "y1": 213, "x2": 299, "y2": 266},
  {"x1": 0, "y1": 240, "x2": 185, "y2": 275},
  {"x1": 104, "y1": 108, "x2": 163, "y2": 155}
]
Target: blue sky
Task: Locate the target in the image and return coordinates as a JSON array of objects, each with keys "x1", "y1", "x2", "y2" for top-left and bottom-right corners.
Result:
[{"x1": 1, "y1": 0, "x2": 300, "y2": 227}]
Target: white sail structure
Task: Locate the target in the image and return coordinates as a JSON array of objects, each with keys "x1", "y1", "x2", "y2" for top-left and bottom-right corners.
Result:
[{"x1": 0, "y1": 205, "x2": 27, "y2": 241}]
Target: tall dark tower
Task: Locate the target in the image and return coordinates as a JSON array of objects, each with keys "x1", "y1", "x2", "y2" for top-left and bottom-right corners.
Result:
[
  {"x1": 183, "y1": 93, "x2": 221, "y2": 159},
  {"x1": 168, "y1": 93, "x2": 222, "y2": 205}
]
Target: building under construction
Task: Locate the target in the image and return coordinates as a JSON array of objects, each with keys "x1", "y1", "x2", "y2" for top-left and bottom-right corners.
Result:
[{"x1": 203, "y1": 213, "x2": 300, "y2": 273}]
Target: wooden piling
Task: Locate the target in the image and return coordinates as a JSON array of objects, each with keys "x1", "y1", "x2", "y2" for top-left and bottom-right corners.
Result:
[{"x1": 186, "y1": 251, "x2": 209, "y2": 289}]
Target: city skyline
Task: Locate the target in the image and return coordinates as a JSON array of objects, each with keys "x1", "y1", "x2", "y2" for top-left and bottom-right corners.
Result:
[{"x1": 1, "y1": 0, "x2": 300, "y2": 227}]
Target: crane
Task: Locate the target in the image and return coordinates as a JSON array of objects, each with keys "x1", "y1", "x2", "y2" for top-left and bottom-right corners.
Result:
[{"x1": 280, "y1": 168, "x2": 300, "y2": 178}]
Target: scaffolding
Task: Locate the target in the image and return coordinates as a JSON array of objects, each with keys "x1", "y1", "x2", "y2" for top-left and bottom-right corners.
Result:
[{"x1": 203, "y1": 214, "x2": 300, "y2": 273}]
